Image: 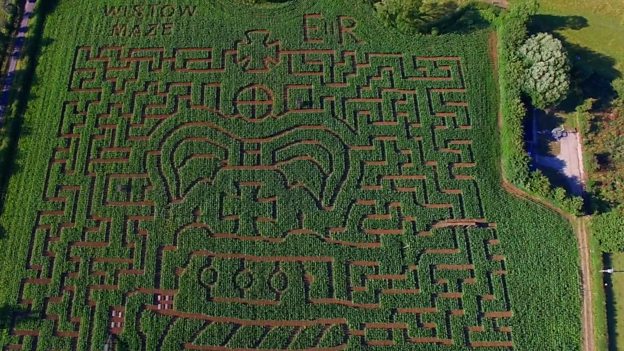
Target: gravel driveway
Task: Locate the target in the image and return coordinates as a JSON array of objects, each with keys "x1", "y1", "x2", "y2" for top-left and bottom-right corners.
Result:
[{"x1": 535, "y1": 131, "x2": 585, "y2": 195}]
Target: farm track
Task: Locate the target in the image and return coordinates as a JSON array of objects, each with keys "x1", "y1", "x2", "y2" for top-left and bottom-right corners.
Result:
[{"x1": 500, "y1": 180, "x2": 594, "y2": 351}]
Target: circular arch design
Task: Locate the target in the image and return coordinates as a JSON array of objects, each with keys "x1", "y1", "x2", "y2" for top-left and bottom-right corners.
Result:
[{"x1": 234, "y1": 84, "x2": 275, "y2": 121}]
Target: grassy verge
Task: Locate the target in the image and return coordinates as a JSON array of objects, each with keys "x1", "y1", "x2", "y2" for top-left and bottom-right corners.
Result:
[
  {"x1": 588, "y1": 227, "x2": 609, "y2": 350},
  {"x1": 607, "y1": 252, "x2": 624, "y2": 349}
]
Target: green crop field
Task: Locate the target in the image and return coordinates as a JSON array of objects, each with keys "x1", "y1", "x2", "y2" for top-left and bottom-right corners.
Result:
[{"x1": 0, "y1": 0, "x2": 581, "y2": 350}]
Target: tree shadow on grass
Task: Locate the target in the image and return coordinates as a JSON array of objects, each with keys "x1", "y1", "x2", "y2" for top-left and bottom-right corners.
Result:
[
  {"x1": 561, "y1": 41, "x2": 621, "y2": 111},
  {"x1": 0, "y1": 303, "x2": 38, "y2": 331},
  {"x1": 0, "y1": 0, "x2": 56, "y2": 215},
  {"x1": 530, "y1": 14, "x2": 588, "y2": 32},
  {"x1": 529, "y1": 14, "x2": 621, "y2": 110}
]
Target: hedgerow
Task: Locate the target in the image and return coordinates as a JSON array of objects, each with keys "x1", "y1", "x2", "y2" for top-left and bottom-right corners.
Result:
[
  {"x1": 0, "y1": 0, "x2": 580, "y2": 349},
  {"x1": 496, "y1": 1, "x2": 531, "y2": 186},
  {"x1": 591, "y1": 206, "x2": 624, "y2": 252},
  {"x1": 495, "y1": 0, "x2": 583, "y2": 215}
]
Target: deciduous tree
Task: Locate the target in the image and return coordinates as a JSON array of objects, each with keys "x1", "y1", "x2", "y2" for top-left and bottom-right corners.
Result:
[
  {"x1": 518, "y1": 33, "x2": 570, "y2": 109},
  {"x1": 374, "y1": 0, "x2": 458, "y2": 34},
  {"x1": 592, "y1": 207, "x2": 624, "y2": 252}
]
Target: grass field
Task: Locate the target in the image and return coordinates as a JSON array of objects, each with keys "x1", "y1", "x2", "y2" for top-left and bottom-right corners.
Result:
[
  {"x1": 591, "y1": 235, "x2": 609, "y2": 351},
  {"x1": 531, "y1": 0, "x2": 624, "y2": 79},
  {"x1": 0, "y1": 1, "x2": 581, "y2": 350}
]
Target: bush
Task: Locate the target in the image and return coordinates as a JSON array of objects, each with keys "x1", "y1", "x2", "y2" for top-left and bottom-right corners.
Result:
[
  {"x1": 374, "y1": 0, "x2": 422, "y2": 32},
  {"x1": 373, "y1": 0, "x2": 459, "y2": 34},
  {"x1": 526, "y1": 171, "x2": 584, "y2": 215},
  {"x1": 508, "y1": 0, "x2": 539, "y2": 19},
  {"x1": 526, "y1": 170, "x2": 551, "y2": 195},
  {"x1": 592, "y1": 206, "x2": 624, "y2": 252},
  {"x1": 612, "y1": 78, "x2": 624, "y2": 111},
  {"x1": 575, "y1": 98, "x2": 595, "y2": 136},
  {"x1": 518, "y1": 33, "x2": 570, "y2": 109},
  {"x1": 497, "y1": 0, "x2": 535, "y2": 186},
  {"x1": 239, "y1": 0, "x2": 288, "y2": 4}
]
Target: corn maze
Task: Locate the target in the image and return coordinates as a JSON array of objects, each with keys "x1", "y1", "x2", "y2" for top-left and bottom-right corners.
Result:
[{"x1": 0, "y1": 1, "x2": 582, "y2": 350}]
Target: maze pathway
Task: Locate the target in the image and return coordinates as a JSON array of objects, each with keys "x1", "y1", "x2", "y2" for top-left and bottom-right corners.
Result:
[{"x1": 5, "y1": 14, "x2": 512, "y2": 351}]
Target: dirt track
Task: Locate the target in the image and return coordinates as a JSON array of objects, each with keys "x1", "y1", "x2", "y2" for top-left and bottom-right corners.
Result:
[{"x1": 577, "y1": 217, "x2": 594, "y2": 351}]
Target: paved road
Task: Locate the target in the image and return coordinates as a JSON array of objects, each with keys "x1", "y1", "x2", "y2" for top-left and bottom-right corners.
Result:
[{"x1": 0, "y1": 0, "x2": 37, "y2": 125}]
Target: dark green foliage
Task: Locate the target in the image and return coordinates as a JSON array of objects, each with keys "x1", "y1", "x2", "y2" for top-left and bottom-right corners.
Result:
[
  {"x1": 0, "y1": 1, "x2": 18, "y2": 35},
  {"x1": 370, "y1": 0, "x2": 500, "y2": 35},
  {"x1": 240, "y1": 0, "x2": 290, "y2": 5},
  {"x1": 0, "y1": 0, "x2": 22, "y2": 182},
  {"x1": 526, "y1": 171, "x2": 584, "y2": 215},
  {"x1": 373, "y1": 0, "x2": 460, "y2": 34},
  {"x1": 508, "y1": 0, "x2": 539, "y2": 22},
  {"x1": 519, "y1": 33, "x2": 570, "y2": 109},
  {"x1": 432, "y1": 2, "x2": 501, "y2": 35},
  {"x1": 497, "y1": 0, "x2": 534, "y2": 186},
  {"x1": 374, "y1": 0, "x2": 424, "y2": 32},
  {"x1": 592, "y1": 207, "x2": 624, "y2": 252},
  {"x1": 584, "y1": 81, "x2": 624, "y2": 207},
  {"x1": 576, "y1": 98, "x2": 596, "y2": 137},
  {"x1": 0, "y1": 303, "x2": 38, "y2": 336}
]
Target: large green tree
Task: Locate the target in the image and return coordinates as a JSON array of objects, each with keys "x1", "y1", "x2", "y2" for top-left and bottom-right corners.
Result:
[
  {"x1": 518, "y1": 33, "x2": 570, "y2": 109},
  {"x1": 373, "y1": 0, "x2": 458, "y2": 34},
  {"x1": 592, "y1": 206, "x2": 624, "y2": 252}
]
